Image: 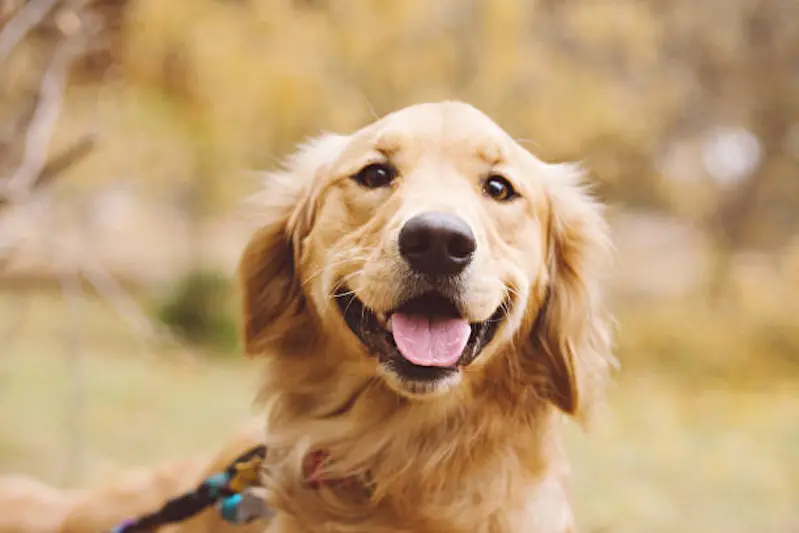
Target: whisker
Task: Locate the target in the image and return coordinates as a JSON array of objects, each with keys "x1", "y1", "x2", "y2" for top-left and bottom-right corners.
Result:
[
  {"x1": 502, "y1": 284, "x2": 523, "y2": 300},
  {"x1": 333, "y1": 289, "x2": 357, "y2": 299},
  {"x1": 323, "y1": 271, "x2": 363, "y2": 316},
  {"x1": 514, "y1": 137, "x2": 543, "y2": 151},
  {"x1": 362, "y1": 94, "x2": 380, "y2": 120},
  {"x1": 330, "y1": 270, "x2": 362, "y2": 296},
  {"x1": 301, "y1": 251, "x2": 374, "y2": 288},
  {"x1": 499, "y1": 286, "x2": 520, "y2": 354},
  {"x1": 341, "y1": 291, "x2": 360, "y2": 320},
  {"x1": 360, "y1": 299, "x2": 367, "y2": 332},
  {"x1": 502, "y1": 287, "x2": 518, "y2": 313},
  {"x1": 306, "y1": 246, "x2": 382, "y2": 315}
]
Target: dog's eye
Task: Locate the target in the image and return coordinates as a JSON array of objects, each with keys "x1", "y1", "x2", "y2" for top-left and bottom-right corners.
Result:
[
  {"x1": 352, "y1": 163, "x2": 397, "y2": 188},
  {"x1": 483, "y1": 175, "x2": 517, "y2": 202}
]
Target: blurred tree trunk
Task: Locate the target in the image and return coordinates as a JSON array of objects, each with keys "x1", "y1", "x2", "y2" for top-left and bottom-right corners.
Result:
[
  {"x1": 705, "y1": 0, "x2": 799, "y2": 302},
  {"x1": 454, "y1": 0, "x2": 480, "y2": 92},
  {"x1": 1, "y1": 0, "x2": 126, "y2": 484}
]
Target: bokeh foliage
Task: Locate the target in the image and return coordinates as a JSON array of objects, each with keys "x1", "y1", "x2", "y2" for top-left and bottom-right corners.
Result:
[{"x1": 1, "y1": 2, "x2": 798, "y2": 531}]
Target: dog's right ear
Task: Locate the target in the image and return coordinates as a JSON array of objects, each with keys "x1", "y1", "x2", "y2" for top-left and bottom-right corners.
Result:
[{"x1": 238, "y1": 134, "x2": 349, "y2": 356}]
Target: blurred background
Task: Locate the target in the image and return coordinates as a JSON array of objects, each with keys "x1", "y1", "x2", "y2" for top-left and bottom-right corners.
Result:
[{"x1": 1, "y1": 1, "x2": 797, "y2": 532}]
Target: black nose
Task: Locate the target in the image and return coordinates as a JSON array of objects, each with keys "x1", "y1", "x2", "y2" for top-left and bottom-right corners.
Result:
[{"x1": 398, "y1": 212, "x2": 476, "y2": 278}]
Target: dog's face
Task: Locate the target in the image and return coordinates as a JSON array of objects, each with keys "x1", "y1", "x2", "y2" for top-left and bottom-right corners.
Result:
[
  {"x1": 241, "y1": 102, "x2": 612, "y2": 415},
  {"x1": 303, "y1": 104, "x2": 551, "y2": 397}
]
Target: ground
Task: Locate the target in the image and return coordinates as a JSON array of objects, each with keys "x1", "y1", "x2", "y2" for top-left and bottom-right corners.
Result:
[{"x1": 0, "y1": 292, "x2": 796, "y2": 533}]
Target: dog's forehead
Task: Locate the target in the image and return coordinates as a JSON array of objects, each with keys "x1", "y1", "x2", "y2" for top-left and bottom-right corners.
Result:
[{"x1": 360, "y1": 102, "x2": 516, "y2": 162}]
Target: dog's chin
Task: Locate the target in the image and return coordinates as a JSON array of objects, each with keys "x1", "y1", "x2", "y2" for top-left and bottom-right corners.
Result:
[{"x1": 334, "y1": 288, "x2": 507, "y2": 399}]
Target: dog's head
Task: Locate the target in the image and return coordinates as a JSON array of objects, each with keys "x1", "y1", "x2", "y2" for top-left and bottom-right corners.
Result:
[{"x1": 240, "y1": 102, "x2": 612, "y2": 417}]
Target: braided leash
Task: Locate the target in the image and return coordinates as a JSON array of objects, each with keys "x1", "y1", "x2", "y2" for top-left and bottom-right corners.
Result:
[{"x1": 108, "y1": 445, "x2": 273, "y2": 533}]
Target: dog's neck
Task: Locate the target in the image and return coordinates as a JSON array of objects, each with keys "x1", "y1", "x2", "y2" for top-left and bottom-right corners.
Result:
[{"x1": 257, "y1": 339, "x2": 562, "y2": 530}]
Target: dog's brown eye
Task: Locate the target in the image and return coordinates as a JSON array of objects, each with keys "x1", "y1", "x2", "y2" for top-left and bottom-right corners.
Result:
[
  {"x1": 483, "y1": 175, "x2": 517, "y2": 202},
  {"x1": 352, "y1": 163, "x2": 397, "y2": 188}
]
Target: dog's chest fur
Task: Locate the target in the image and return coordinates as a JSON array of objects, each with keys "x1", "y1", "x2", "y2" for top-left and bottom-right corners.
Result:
[{"x1": 261, "y1": 374, "x2": 574, "y2": 533}]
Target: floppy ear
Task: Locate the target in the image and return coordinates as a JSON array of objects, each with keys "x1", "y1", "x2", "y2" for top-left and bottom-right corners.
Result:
[
  {"x1": 530, "y1": 164, "x2": 615, "y2": 418},
  {"x1": 238, "y1": 134, "x2": 348, "y2": 356}
]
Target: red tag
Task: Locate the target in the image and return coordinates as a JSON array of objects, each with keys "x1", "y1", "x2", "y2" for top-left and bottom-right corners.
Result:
[
  {"x1": 302, "y1": 450, "x2": 329, "y2": 489},
  {"x1": 301, "y1": 450, "x2": 360, "y2": 490}
]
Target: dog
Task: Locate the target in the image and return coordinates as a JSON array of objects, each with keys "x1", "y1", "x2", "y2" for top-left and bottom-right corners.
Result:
[
  {"x1": 0, "y1": 423, "x2": 267, "y2": 533},
  {"x1": 0, "y1": 100, "x2": 612, "y2": 533},
  {"x1": 0, "y1": 475, "x2": 76, "y2": 533},
  {"x1": 239, "y1": 101, "x2": 614, "y2": 533}
]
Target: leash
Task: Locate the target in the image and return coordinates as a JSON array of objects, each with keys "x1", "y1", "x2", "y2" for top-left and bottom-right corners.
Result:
[{"x1": 108, "y1": 444, "x2": 273, "y2": 533}]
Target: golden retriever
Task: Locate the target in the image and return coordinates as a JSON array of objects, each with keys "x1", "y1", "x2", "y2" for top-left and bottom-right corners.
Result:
[
  {"x1": 239, "y1": 101, "x2": 614, "y2": 533},
  {"x1": 0, "y1": 100, "x2": 612, "y2": 533},
  {"x1": 0, "y1": 423, "x2": 268, "y2": 533},
  {"x1": 0, "y1": 475, "x2": 76, "y2": 533}
]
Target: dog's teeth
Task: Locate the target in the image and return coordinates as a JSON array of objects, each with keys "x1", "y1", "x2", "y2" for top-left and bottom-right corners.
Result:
[
  {"x1": 386, "y1": 316, "x2": 393, "y2": 332},
  {"x1": 376, "y1": 312, "x2": 387, "y2": 326}
]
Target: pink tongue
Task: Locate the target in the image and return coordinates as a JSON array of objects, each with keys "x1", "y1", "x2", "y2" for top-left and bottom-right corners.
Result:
[{"x1": 390, "y1": 313, "x2": 471, "y2": 367}]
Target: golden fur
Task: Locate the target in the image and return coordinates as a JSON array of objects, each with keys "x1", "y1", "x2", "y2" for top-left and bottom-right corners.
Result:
[{"x1": 239, "y1": 101, "x2": 614, "y2": 533}]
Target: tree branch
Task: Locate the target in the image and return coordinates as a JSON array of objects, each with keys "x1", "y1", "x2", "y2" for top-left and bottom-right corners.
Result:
[
  {"x1": 0, "y1": 135, "x2": 95, "y2": 208},
  {"x1": 0, "y1": 0, "x2": 61, "y2": 60},
  {"x1": 4, "y1": 32, "x2": 84, "y2": 202}
]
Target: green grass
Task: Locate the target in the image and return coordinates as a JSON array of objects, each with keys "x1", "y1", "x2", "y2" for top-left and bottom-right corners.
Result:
[
  {"x1": 568, "y1": 375, "x2": 798, "y2": 533},
  {"x1": 1, "y1": 292, "x2": 797, "y2": 533},
  {"x1": 0, "y1": 291, "x2": 258, "y2": 484}
]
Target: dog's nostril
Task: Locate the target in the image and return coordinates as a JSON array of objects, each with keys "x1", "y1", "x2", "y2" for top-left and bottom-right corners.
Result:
[
  {"x1": 398, "y1": 212, "x2": 476, "y2": 278},
  {"x1": 448, "y1": 232, "x2": 476, "y2": 260},
  {"x1": 399, "y1": 227, "x2": 430, "y2": 255}
]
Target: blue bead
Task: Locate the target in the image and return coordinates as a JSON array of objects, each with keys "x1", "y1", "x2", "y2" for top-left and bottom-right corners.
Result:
[
  {"x1": 205, "y1": 472, "x2": 231, "y2": 496},
  {"x1": 219, "y1": 493, "x2": 243, "y2": 523}
]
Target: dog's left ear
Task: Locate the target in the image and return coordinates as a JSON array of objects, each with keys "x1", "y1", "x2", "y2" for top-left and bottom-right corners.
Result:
[{"x1": 529, "y1": 164, "x2": 615, "y2": 419}]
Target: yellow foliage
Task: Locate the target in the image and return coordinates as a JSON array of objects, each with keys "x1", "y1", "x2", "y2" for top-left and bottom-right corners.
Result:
[
  {"x1": 107, "y1": 0, "x2": 676, "y2": 208},
  {"x1": 2, "y1": 4, "x2": 798, "y2": 529}
]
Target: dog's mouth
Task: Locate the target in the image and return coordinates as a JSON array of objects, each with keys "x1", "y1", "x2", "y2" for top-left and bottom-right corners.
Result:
[{"x1": 334, "y1": 288, "x2": 506, "y2": 386}]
